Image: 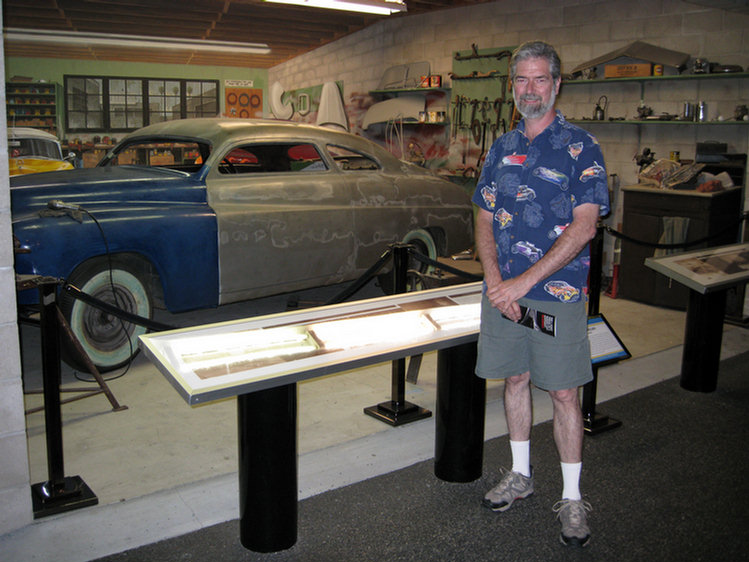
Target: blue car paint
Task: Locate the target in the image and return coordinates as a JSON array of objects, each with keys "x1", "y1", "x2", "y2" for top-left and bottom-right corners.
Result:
[{"x1": 11, "y1": 167, "x2": 220, "y2": 312}]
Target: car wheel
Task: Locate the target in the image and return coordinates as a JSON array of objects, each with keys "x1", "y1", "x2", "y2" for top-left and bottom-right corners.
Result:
[
  {"x1": 59, "y1": 257, "x2": 152, "y2": 373},
  {"x1": 378, "y1": 228, "x2": 437, "y2": 294}
]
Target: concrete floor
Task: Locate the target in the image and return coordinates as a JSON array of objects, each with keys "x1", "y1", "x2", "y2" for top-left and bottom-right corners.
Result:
[{"x1": 4, "y1": 284, "x2": 748, "y2": 561}]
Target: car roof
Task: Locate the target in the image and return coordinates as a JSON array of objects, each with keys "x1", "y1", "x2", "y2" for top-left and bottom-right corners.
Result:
[
  {"x1": 120, "y1": 118, "x2": 400, "y2": 165},
  {"x1": 8, "y1": 127, "x2": 62, "y2": 142}
]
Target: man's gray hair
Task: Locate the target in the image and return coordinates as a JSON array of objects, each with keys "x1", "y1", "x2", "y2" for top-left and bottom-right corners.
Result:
[{"x1": 510, "y1": 41, "x2": 562, "y2": 81}]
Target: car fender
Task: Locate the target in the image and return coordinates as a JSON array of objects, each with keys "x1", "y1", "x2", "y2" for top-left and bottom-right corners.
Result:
[{"x1": 13, "y1": 203, "x2": 219, "y2": 312}]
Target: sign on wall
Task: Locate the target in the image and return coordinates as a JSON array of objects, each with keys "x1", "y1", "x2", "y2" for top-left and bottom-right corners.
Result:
[{"x1": 225, "y1": 79, "x2": 263, "y2": 118}]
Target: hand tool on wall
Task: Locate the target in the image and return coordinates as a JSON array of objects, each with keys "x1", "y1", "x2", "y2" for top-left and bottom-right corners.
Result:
[
  {"x1": 470, "y1": 99, "x2": 481, "y2": 144},
  {"x1": 454, "y1": 43, "x2": 513, "y2": 62},
  {"x1": 448, "y1": 70, "x2": 506, "y2": 80}
]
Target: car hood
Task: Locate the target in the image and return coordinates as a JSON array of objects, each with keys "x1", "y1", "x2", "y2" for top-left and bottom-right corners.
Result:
[{"x1": 10, "y1": 166, "x2": 207, "y2": 216}]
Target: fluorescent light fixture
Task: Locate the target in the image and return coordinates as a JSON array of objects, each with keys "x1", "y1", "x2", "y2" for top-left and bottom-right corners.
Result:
[
  {"x1": 171, "y1": 327, "x2": 317, "y2": 375},
  {"x1": 309, "y1": 310, "x2": 434, "y2": 349},
  {"x1": 3, "y1": 28, "x2": 271, "y2": 55},
  {"x1": 264, "y1": 0, "x2": 406, "y2": 15}
]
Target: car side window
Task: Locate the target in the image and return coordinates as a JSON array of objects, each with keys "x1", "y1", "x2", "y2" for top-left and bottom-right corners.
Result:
[
  {"x1": 218, "y1": 143, "x2": 328, "y2": 174},
  {"x1": 326, "y1": 145, "x2": 380, "y2": 171},
  {"x1": 101, "y1": 140, "x2": 206, "y2": 172}
]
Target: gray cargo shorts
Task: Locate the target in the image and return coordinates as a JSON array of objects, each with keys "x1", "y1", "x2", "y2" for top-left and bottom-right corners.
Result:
[{"x1": 475, "y1": 294, "x2": 593, "y2": 391}]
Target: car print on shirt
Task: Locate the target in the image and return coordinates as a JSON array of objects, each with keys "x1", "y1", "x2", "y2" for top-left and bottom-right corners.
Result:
[
  {"x1": 567, "y1": 142, "x2": 583, "y2": 160},
  {"x1": 547, "y1": 223, "x2": 569, "y2": 239},
  {"x1": 494, "y1": 208, "x2": 513, "y2": 229},
  {"x1": 502, "y1": 153, "x2": 527, "y2": 166},
  {"x1": 580, "y1": 161, "x2": 606, "y2": 183},
  {"x1": 544, "y1": 280, "x2": 580, "y2": 302},
  {"x1": 516, "y1": 185, "x2": 536, "y2": 201},
  {"x1": 481, "y1": 184, "x2": 497, "y2": 208},
  {"x1": 511, "y1": 240, "x2": 543, "y2": 263},
  {"x1": 532, "y1": 166, "x2": 569, "y2": 190}
]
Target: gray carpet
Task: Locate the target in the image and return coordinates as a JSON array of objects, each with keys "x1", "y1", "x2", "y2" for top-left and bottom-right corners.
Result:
[{"x1": 95, "y1": 351, "x2": 749, "y2": 562}]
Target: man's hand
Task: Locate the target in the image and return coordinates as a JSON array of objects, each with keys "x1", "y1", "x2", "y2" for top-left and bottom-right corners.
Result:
[{"x1": 485, "y1": 277, "x2": 532, "y2": 321}]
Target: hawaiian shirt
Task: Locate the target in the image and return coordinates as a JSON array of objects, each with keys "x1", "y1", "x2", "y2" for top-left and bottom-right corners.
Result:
[{"x1": 472, "y1": 111, "x2": 610, "y2": 303}]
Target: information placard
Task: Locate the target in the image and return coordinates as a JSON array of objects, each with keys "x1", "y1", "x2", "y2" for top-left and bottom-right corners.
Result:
[{"x1": 588, "y1": 314, "x2": 631, "y2": 366}]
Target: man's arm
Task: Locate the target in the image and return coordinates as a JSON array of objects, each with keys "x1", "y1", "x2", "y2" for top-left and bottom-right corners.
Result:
[
  {"x1": 489, "y1": 202, "x2": 600, "y2": 320},
  {"x1": 475, "y1": 208, "x2": 503, "y2": 289}
]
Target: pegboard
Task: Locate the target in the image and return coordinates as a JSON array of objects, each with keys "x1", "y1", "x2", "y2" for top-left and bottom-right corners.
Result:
[
  {"x1": 447, "y1": 44, "x2": 516, "y2": 175},
  {"x1": 225, "y1": 87, "x2": 263, "y2": 118}
]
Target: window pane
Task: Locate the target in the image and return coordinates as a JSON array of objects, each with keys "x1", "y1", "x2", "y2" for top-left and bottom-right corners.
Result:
[
  {"x1": 65, "y1": 77, "x2": 104, "y2": 132},
  {"x1": 327, "y1": 145, "x2": 379, "y2": 171},
  {"x1": 106, "y1": 140, "x2": 206, "y2": 170},
  {"x1": 186, "y1": 81, "x2": 218, "y2": 118},
  {"x1": 109, "y1": 79, "x2": 143, "y2": 131},
  {"x1": 128, "y1": 110, "x2": 143, "y2": 128},
  {"x1": 148, "y1": 79, "x2": 181, "y2": 123},
  {"x1": 110, "y1": 79, "x2": 126, "y2": 95},
  {"x1": 219, "y1": 143, "x2": 326, "y2": 175}
]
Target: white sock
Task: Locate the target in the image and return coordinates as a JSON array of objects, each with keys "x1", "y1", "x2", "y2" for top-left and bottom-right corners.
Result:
[
  {"x1": 510, "y1": 440, "x2": 531, "y2": 477},
  {"x1": 561, "y1": 461, "x2": 582, "y2": 500}
]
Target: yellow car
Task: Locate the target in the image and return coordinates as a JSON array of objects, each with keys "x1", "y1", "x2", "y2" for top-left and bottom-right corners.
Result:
[{"x1": 8, "y1": 127, "x2": 75, "y2": 175}]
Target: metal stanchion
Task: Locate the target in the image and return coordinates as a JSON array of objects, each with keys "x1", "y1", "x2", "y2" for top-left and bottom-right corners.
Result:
[
  {"x1": 30, "y1": 280, "x2": 98, "y2": 518},
  {"x1": 582, "y1": 226, "x2": 621, "y2": 435},
  {"x1": 364, "y1": 243, "x2": 431, "y2": 426}
]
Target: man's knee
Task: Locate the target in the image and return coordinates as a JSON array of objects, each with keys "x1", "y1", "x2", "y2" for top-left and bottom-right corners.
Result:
[
  {"x1": 549, "y1": 387, "x2": 579, "y2": 403},
  {"x1": 506, "y1": 371, "x2": 531, "y2": 389}
]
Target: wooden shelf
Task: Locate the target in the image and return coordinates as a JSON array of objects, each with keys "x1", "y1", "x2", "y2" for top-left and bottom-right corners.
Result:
[{"x1": 6, "y1": 81, "x2": 59, "y2": 135}]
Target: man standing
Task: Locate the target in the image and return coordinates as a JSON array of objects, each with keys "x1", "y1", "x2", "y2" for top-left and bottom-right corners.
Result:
[{"x1": 472, "y1": 41, "x2": 609, "y2": 547}]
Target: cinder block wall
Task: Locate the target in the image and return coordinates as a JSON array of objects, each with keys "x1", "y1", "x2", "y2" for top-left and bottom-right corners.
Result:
[
  {"x1": 0, "y1": 17, "x2": 34, "y2": 534},
  {"x1": 269, "y1": 0, "x2": 749, "y2": 189}
]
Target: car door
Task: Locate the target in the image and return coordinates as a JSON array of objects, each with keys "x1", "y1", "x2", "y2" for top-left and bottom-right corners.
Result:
[
  {"x1": 206, "y1": 140, "x2": 358, "y2": 304},
  {"x1": 325, "y1": 143, "x2": 406, "y2": 269}
]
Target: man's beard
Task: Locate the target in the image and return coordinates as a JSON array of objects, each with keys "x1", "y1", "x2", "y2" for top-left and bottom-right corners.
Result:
[{"x1": 514, "y1": 90, "x2": 556, "y2": 119}]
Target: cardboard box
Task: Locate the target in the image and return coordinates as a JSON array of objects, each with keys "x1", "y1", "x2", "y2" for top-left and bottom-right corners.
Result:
[{"x1": 604, "y1": 63, "x2": 652, "y2": 78}]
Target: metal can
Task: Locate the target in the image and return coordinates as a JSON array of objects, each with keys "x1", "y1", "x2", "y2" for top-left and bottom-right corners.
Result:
[
  {"x1": 697, "y1": 101, "x2": 708, "y2": 122},
  {"x1": 654, "y1": 64, "x2": 663, "y2": 76},
  {"x1": 683, "y1": 101, "x2": 695, "y2": 120}
]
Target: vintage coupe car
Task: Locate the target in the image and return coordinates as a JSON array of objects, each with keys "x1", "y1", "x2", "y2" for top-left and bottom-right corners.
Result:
[
  {"x1": 12, "y1": 118, "x2": 474, "y2": 371},
  {"x1": 8, "y1": 127, "x2": 75, "y2": 176}
]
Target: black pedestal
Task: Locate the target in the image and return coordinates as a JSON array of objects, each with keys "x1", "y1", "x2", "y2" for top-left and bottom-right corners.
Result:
[
  {"x1": 582, "y1": 367, "x2": 621, "y2": 435},
  {"x1": 681, "y1": 289, "x2": 727, "y2": 393},
  {"x1": 363, "y1": 399, "x2": 432, "y2": 426},
  {"x1": 364, "y1": 357, "x2": 431, "y2": 426},
  {"x1": 237, "y1": 384, "x2": 297, "y2": 552},
  {"x1": 31, "y1": 475, "x2": 98, "y2": 518},
  {"x1": 434, "y1": 342, "x2": 485, "y2": 482}
]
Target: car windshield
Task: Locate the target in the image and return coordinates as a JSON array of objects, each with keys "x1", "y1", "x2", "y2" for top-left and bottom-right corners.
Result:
[
  {"x1": 99, "y1": 139, "x2": 210, "y2": 172},
  {"x1": 9, "y1": 138, "x2": 63, "y2": 160}
]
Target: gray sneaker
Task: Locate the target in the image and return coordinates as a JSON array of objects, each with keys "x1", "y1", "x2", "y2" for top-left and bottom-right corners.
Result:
[
  {"x1": 482, "y1": 468, "x2": 534, "y2": 512},
  {"x1": 553, "y1": 499, "x2": 592, "y2": 547}
]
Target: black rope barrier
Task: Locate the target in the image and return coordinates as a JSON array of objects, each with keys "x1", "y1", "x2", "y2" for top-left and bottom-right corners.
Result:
[
  {"x1": 324, "y1": 247, "x2": 395, "y2": 305},
  {"x1": 603, "y1": 218, "x2": 743, "y2": 250},
  {"x1": 62, "y1": 283, "x2": 176, "y2": 332},
  {"x1": 408, "y1": 249, "x2": 483, "y2": 281},
  {"x1": 59, "y1": 210, "x2": 748, "y2": 334}
]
